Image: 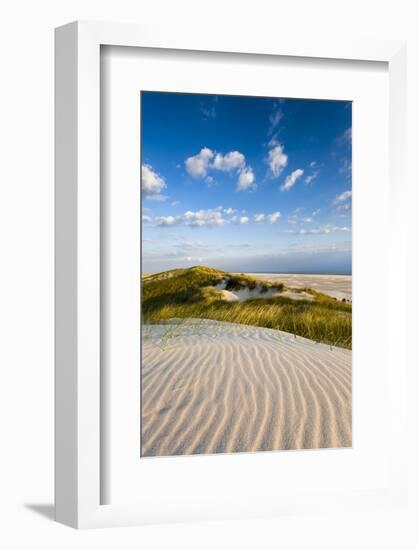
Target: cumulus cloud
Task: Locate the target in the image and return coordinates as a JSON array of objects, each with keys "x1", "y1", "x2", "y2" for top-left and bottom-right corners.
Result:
[
  {"x1": 237, "y1": 166, "x2": 256, "y2": 191},
  {"x1": 212, "y1": 151, "x2": 245, "y2": 172},
  {"x1": 280, "y1": 168, "x2": 304, "y2": 191},
  {"x1": 230, "y1": 215, "x2": 249, "y2": 225},
  {"x1": 268, "y1": 212, "x2": 281, "y2": 223},
  {"x1": 268, "y1": 145, "x2": 288, "y2": 178},
  {"x1": 185, "y1": 147, "x2": 214, "y2": 178},
  {"x1": 142, "y1": 215, "x2": 152, "y2": 223},
  {"x1": 224, "y1": 207, "x2": 237, "y2": 215},
  {"x1": 187, "y1": 211, "x2": 226, "y2": 227},
  {"x1": 156, "y1": 215, "x2": 180, "y2": 226},
  {"x1": 333, "y1": 190, "x2": 352, "y2": 204},
  {"x1": 185, "y1": 148, "x2": 255, "y2": 192},
  {"x1": 142, "y1": 164, "x2": 167, "y2": 199},
  {"x1": 254, "y1": 212, "x2": 280, "y2": 223},
  {"x1": 154, "y1": 208, "x2": 227, "y2": 228}
]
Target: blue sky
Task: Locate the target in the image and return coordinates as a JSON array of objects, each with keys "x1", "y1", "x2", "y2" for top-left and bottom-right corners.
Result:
[{"x1": 141, "y1": 92, "x2": 352, "y2": 274}]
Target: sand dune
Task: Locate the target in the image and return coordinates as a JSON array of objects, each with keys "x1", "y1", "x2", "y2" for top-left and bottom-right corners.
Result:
[
  {"x1": 213, "y1": 279, "x2": 315, "y2": 302},
  {"x1": 141, "y1": 319, "x2": 352, "y2": 457},
  {"x1": 240, "y1": 273, "x2": 352, "y2": 301}
]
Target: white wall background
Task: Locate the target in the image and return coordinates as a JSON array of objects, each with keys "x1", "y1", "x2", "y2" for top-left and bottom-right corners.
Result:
[{"x1": 0, "y1": 0, "x2": 415, "y2": 548}]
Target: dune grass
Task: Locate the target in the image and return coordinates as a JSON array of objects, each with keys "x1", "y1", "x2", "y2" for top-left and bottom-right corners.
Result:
[{"x1": 142, "y1": 266, "x2": 352, "y2": 349}]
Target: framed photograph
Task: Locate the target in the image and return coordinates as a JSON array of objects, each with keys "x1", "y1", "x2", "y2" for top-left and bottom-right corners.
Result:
[
  {"x1": 55, "y1": 21, "x2": 407, "y2": 528},
  {"x1": 139, "y1": 90, "x2": 353, "y2": 459}
]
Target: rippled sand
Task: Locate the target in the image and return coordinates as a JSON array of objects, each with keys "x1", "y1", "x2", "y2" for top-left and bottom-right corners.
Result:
[{"x1": 141, "y1": 320, "x2": 352, "y2": 457}]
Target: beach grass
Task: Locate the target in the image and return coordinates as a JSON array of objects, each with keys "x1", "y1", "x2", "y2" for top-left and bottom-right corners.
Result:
[{"x1": 142, "y1": 266, "x2": 352, "y2": 349}]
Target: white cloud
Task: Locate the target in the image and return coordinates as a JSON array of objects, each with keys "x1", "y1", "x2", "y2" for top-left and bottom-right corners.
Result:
[
  {"x1": 312, "y1": 208, "x2": 321, "y2": 216},
  {"x1": 305, "y1": 170, "x2": 319, "y2": 184},
  {"x1": 212, "y1": 151, "x2": 246, "y2": 172},
  {"x1": 254, "y1": 212, "x2": 280, "y2": 223},
  {"x1": 268, "y1": 145, "x2": 288, "y2": 178},
  {"x1": 302, "y1": 217, "x2": 313, "y2": 223},
  {"x1": 142, "y1": 215, "x2": 152, "y2": 223},
  {"x1": 185, "y1": 147, "x2": 214, "y2": 178},
  {"x1": 310, "y1": 161, "x2": 316, "y2": 167},
  {"x1": 224, "y1": 207, "x2": 237, "y2": 215},
  {"x1": 171, "y1": 200, "x2": 180, "y2": 207},
  {"x1": 267, "y1": 134, "x2": 280, "y2": 148},
  {"x1": 155, "y1": 216, "x2": 181, "y2": 226},
  {"x1": 142, "y1": 164, "x2": 167, "y2": 199},
  {"x1": 280, "y1": 168, "x2": 304, "y2": 191},
  {"x1": 230, "y1": 215, "x2": 249, "y2": 225},
  {"x1": 333, "y1": 190, "x2": 352, "y2": 204},
  {"x1": 155, "y1": 209, "x2": 227, "y2": 228},
  {"x1": 237, "y1": 166, "x2": 256, "y2": 191},
  {"x1": 185, "y1": 148, "x2": 256, "y2": 192},
  {"x1": 268, "y1": 212, "x2": 281, "y2": 224},
  {"x1": 182, "y1": 208, "x2": 226, "y2": 227},
  {"x1": 156, "y1": 215, "x2": 180, "y2": 226}
]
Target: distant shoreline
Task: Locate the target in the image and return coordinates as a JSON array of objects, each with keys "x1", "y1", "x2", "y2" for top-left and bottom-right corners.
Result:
[
  {"x1": 143, "y1": 270, "x2": 352, "y2": 277},
  {"x1": 234, "y1": 271, "x2": 352, "y2": 277}
]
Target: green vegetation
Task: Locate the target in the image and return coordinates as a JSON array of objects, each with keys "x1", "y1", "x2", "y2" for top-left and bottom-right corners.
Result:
[{"x1": 142, "y1": 266, "x2": 352, "y2": 349}]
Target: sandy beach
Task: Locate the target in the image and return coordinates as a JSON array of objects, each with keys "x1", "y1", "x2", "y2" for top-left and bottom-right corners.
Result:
[
  {"x1": 239, "y1": 273, "x2": 352, "y2": 301},
  {"x1": 141, "y1": 319, "x2": 352, "y2": 457}
]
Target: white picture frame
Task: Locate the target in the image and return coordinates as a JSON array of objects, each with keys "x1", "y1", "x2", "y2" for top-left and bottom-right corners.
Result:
[{"x1": 55, "y1": 21, "x2": 407, "y2": 529}]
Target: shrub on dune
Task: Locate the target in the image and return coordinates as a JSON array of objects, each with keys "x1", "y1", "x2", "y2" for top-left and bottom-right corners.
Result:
[{"x1": 142, "y1": 266, "x2": 352, "y2": 349}]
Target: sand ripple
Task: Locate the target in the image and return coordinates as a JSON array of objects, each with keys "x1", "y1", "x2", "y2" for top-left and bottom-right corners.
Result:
[{"x1": 141, "y1": 319, "x2": 352, "y2": 457}]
